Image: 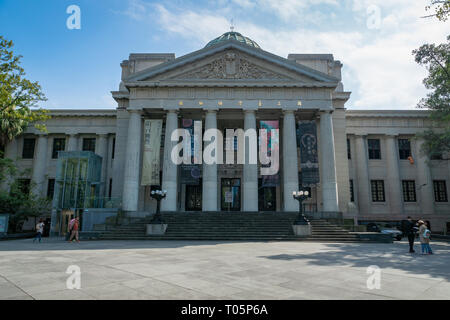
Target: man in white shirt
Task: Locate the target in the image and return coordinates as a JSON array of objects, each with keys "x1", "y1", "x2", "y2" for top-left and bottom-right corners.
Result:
[{"x1": 33, "y1": 219, "x2": 45, "y2": 243}]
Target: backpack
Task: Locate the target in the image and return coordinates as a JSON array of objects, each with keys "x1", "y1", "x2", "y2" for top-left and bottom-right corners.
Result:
[{"x1": 423, "y1": 229, "x2": 431, "y2": 239}]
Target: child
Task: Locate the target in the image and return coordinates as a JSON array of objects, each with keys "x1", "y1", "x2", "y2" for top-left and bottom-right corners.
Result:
[{"x1": 423, "y1": 223, "x2": 433, "y2": 254}]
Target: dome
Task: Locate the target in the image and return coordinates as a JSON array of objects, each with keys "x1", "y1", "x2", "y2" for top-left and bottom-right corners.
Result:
[{"x1": 205, "y1": 31, "x2": 261, "y2": 49}]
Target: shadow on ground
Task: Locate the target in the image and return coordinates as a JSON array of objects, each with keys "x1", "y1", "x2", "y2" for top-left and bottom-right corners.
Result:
[{"x1": 259, "y1": 241, "x2": 450, "y2": 281}]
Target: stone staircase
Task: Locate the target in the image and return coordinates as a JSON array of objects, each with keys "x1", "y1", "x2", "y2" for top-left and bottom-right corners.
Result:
[{"x1": 95, "y1": 212, "x2": 361, "y2": 241}]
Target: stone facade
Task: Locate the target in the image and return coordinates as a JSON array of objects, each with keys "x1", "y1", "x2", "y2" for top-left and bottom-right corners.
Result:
[{"x1": 2, "y1": 36, "x2": 449, "y2": 232}]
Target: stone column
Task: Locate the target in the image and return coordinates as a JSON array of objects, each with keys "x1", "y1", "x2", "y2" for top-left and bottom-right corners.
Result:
[
  {"x1": 282, "y1": 110, "x2": 299, "y2": 212},
  {"x1": 319, "y1": 111, "x2": 339, "y2": 212},
  {"x1": 31, "y1": 134, "x2": 48, "y2": 197},
  {"x1": 122, "y1": 110, "x2": 142, "y2": 212},
  {"x1": 202, "y1": 110, "x2": 218, "y2": 211},
  {"x1": 416, "y1": 139, "x2": 435, "y2": 215},
  {"x1": 385, "y1": 135, "x2": 404, "y2": 214},
  {"x1": 354, "y1": 135, "x2": 371, "y2": 215},
  {"x1": 161, "y1": 110, "x2": 179, "y2": 212},
  {"x1": 67, "y1": 134, "x2": 78, "y2": 151},
  {"x1": 97, "y1": 134, "x2": 109, "y2": 198},
  {"x1": 243, "y1": 110, "x2": 258, "y2": 211}
]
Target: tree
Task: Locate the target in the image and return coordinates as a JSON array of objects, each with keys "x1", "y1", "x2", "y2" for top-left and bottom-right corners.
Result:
[
  {"x1": 0, "y1": 157, "x2": 51, "y2": 233},
  {"x1": 0, "y1": 35, "x2": 49, "y2": 153},
  {"x1": 413, "y1": 30, "x2": 450, "y2": 158},
  {"x1": 423, "y1": 0, "x2": 450, "y2": 21}
]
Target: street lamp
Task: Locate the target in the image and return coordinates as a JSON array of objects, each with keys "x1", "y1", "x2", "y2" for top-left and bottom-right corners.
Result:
[
  {"x1": 150, "y1": 189, "x2": 167, "y2": 224},
  {"x1": 292, "y1": 190, "x2": 310, "y2": 225}
]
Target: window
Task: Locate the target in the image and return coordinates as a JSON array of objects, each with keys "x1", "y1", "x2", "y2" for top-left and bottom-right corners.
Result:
[
  {"x1": 52, "y1": 138, "x2": 66, "y2": 159},
  {"x1": 22, "y1": 138, "x2": 36, "y2": 159},
  {"x1": 398, "y1": 139, "x2": 411, "y2": 160},
  {"x1": 349, "y1": 179, "x2": 354, "y2": 202},
  {"x1": 370, "y1": 180, "x2": 385, "y2": 202},
  {"x1": 47, "y1": 179, "x2": 55, "y2": 199},
  {"x1": 347, "y1": 139, "x2": 351, "y2": 159},
  {"x1": 368, "y1": 139, "x2": 381, "y2": 159},
  {"x1": 433, "y1": 180, "x2": 448, "y2": 202},
  {"x1": 111, "y1": 138, "x2": 116, "y2": 159},
  {"x1": 17, "y1": 179, "x2": 31, "y2": 194},
  {"x1": 82, "y1": 138, "x2": 96, "y2": 152},
  {"x1": 402, "y1": 180, "x2": 416, "y2": 202}
]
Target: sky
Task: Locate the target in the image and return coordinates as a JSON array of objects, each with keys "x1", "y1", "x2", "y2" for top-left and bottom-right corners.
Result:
[{"x1": 0, "y1": 0, "x2": 448, "y2": 110}]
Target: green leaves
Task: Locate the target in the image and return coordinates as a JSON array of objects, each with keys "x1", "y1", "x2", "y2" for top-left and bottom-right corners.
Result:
[
  {"x1": 413, "y1": 34, "x2": 450, "y2": 157},
  {"x1": 0, "y1": 35, "x2": 50, "y2": 150}
]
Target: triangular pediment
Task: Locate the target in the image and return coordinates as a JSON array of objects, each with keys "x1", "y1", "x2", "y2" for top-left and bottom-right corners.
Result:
[{"x1": 125, "y1": 40, "x2": 339, "y2": 86}]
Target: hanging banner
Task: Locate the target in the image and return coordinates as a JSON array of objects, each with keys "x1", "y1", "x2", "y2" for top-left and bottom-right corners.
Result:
[
  {"x1": 141, "y1": 119, "x2": 163, "y2": 186},
  {"x1": 260, "y1": 120, "x2": 279, "y2": 187},
  {"x1": 180, "y1": 119, "x2": 202, "y2": 185},
  {"x1": 296, "y1": 120, "x2": 320, "y2": 187}
]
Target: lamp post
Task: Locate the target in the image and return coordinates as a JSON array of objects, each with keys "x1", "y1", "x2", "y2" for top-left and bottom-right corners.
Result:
[
  {"x1": 150, "y1": 189, "x2": 167, "y2": 224},
  {"x1": 292, "y1": 190, "x2": 310, "y2": 225}
]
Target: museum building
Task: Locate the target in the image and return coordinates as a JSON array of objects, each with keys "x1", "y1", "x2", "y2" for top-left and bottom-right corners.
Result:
[{"x1": 2, "y1": 31, "x2": 450, "y2": 233}]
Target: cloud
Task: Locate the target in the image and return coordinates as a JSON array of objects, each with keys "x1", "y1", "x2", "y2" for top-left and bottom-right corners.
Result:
[{"x1": 125, "y1": 0, "x2": 448, "y2": 109}]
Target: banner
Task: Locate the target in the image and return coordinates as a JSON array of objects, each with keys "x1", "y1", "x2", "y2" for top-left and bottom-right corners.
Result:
[
  {"x1": 141, "y1": 119, "x2": 163, "y2": 186},
  {"x1": 260, "y1": 120, "x2": 279, "y2": 187},
  {"x1": 180, "y1": 119, "x2": 202, "y2": 184},
  {"x1": 296, "y1": 120, "x2": 320, "y2": 187}
]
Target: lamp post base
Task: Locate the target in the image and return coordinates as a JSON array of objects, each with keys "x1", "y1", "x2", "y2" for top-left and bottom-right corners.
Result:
[
  {"x1": 146, "y1": 224, "x2": 168, "y2": 235},
  {"x1": 292, "y1": 224, "x2": 312, "y2": 237}
]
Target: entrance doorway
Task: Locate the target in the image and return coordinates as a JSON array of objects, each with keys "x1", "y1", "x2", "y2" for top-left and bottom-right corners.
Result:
[
  {"x1": 185, "y1": 183, "x2": 202, "y2": 211},
  {"x1": 258, "y1": 179, "x2": 276, "y2": 211},
  {"x1": 221, "y1": 178, "x2": 241, "y2": 211}
]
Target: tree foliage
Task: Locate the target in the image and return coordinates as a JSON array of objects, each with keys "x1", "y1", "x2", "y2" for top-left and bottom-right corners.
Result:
[
  {"x1": 0, "y1": 35, "x2": 49, "y2": 151},
  {"x1": 424, "y1": 0, "x2": 450, "y2": 21},
  {"x1": 0, "y1": 157, "x2": 51, "y2": 233},
  {"x1": 413, "y1": 34, "x2": 450, "y2": 158}
]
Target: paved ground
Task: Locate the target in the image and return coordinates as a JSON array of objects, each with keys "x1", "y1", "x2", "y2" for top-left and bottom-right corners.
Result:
[{"x1": 0, "y1": 239, "x2": 449, "y2": 300}]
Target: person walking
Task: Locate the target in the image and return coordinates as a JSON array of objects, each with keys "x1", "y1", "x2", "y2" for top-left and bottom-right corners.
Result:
[
  {"x1": 405, "y1": 216, "x2": 417, "y2": 253},
  {"x1": 422, "y1": 221, "x2": 433, "y2": 254},
  {"x1": 68, "y1": 217, "x2": 80, "y2": 243},
  {"x1": 33, "y1": 219, "x2": 45, "y2": 243},
  {"x1": 418, "y1": 220, "x2": 433, "y2": 255}
]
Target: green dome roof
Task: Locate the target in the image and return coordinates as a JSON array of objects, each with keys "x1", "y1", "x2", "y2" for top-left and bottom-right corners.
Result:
[{"x1": 205, "y1": 31, "x2": 260, "y2": 49}]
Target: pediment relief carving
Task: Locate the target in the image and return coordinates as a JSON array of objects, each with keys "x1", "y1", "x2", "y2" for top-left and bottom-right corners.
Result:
[{"x1": 166, "y1": 51, "x2": 294, "y2": 81}]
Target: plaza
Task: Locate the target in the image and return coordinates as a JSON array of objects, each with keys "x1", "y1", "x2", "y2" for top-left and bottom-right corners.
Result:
[{"x1": 0, "y1": 239, "x2": 449, "y2": 300}]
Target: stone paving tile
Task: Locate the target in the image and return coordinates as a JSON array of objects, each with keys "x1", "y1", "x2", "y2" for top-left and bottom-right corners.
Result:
[{"x1": 0, "y1": 239, "x2": 449, "y2": 299}]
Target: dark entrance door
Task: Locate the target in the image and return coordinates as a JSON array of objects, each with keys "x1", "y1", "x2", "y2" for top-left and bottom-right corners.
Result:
[
  {"x1": 258, "y1": 178, "x2": 276, "y2": 211},
  {"x1": 185, "y1": 183, "x2": 202, "y2": 211},
  {"x1": 221, "y1": 178, "x2": 241, "y2": 211}
]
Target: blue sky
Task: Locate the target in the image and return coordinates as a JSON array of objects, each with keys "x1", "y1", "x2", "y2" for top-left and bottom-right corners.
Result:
[{"x1": 0, "y1": 0, "x2": 448, "y2": 109}]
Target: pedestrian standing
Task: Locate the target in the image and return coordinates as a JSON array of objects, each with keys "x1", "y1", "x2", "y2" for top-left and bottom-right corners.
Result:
[
  {"x1": 68, "y1": 217, "x2": 80, "y2": 243},
  {"x1": 33, "y1": 219, "x2": 45, "y2": 243},
  {"x1": 405, "y1": 216, "x2": 417, "y2": 253},
  {"x1": 418, "y1": 220, "x2": 432, "y2": 255}
]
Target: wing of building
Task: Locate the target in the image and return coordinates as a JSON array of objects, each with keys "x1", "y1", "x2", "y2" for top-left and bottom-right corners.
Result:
[{"x1": 3, "y1": 31, "x2": 449, "y2": 233}]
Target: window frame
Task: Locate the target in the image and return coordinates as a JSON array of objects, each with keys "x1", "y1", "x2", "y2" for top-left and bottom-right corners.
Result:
[
  {"x1": 370, "y1": 180, "x2": 385, "y2": 202},
  {"x1": 52, "y1": 138, "x2": 66, "y2": 159},
  {"x1": 433, "y1": 180, "x2": 448, "y2": 202},
  {"x1": 368, "y1": 139, "x2": 381, "y2": 160},
  {"x1": 82, "y1": 138, "x2": 96, "y2": 152},
  {"x1": 398, "y1": 138, "x2": 412, "y2": 160},
  {"x1": 22, "y1": 138, "x2": 36, "y2": 159},
  {"x1": 402, "y1": 180, "x2": 416, "y2": 202}
]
